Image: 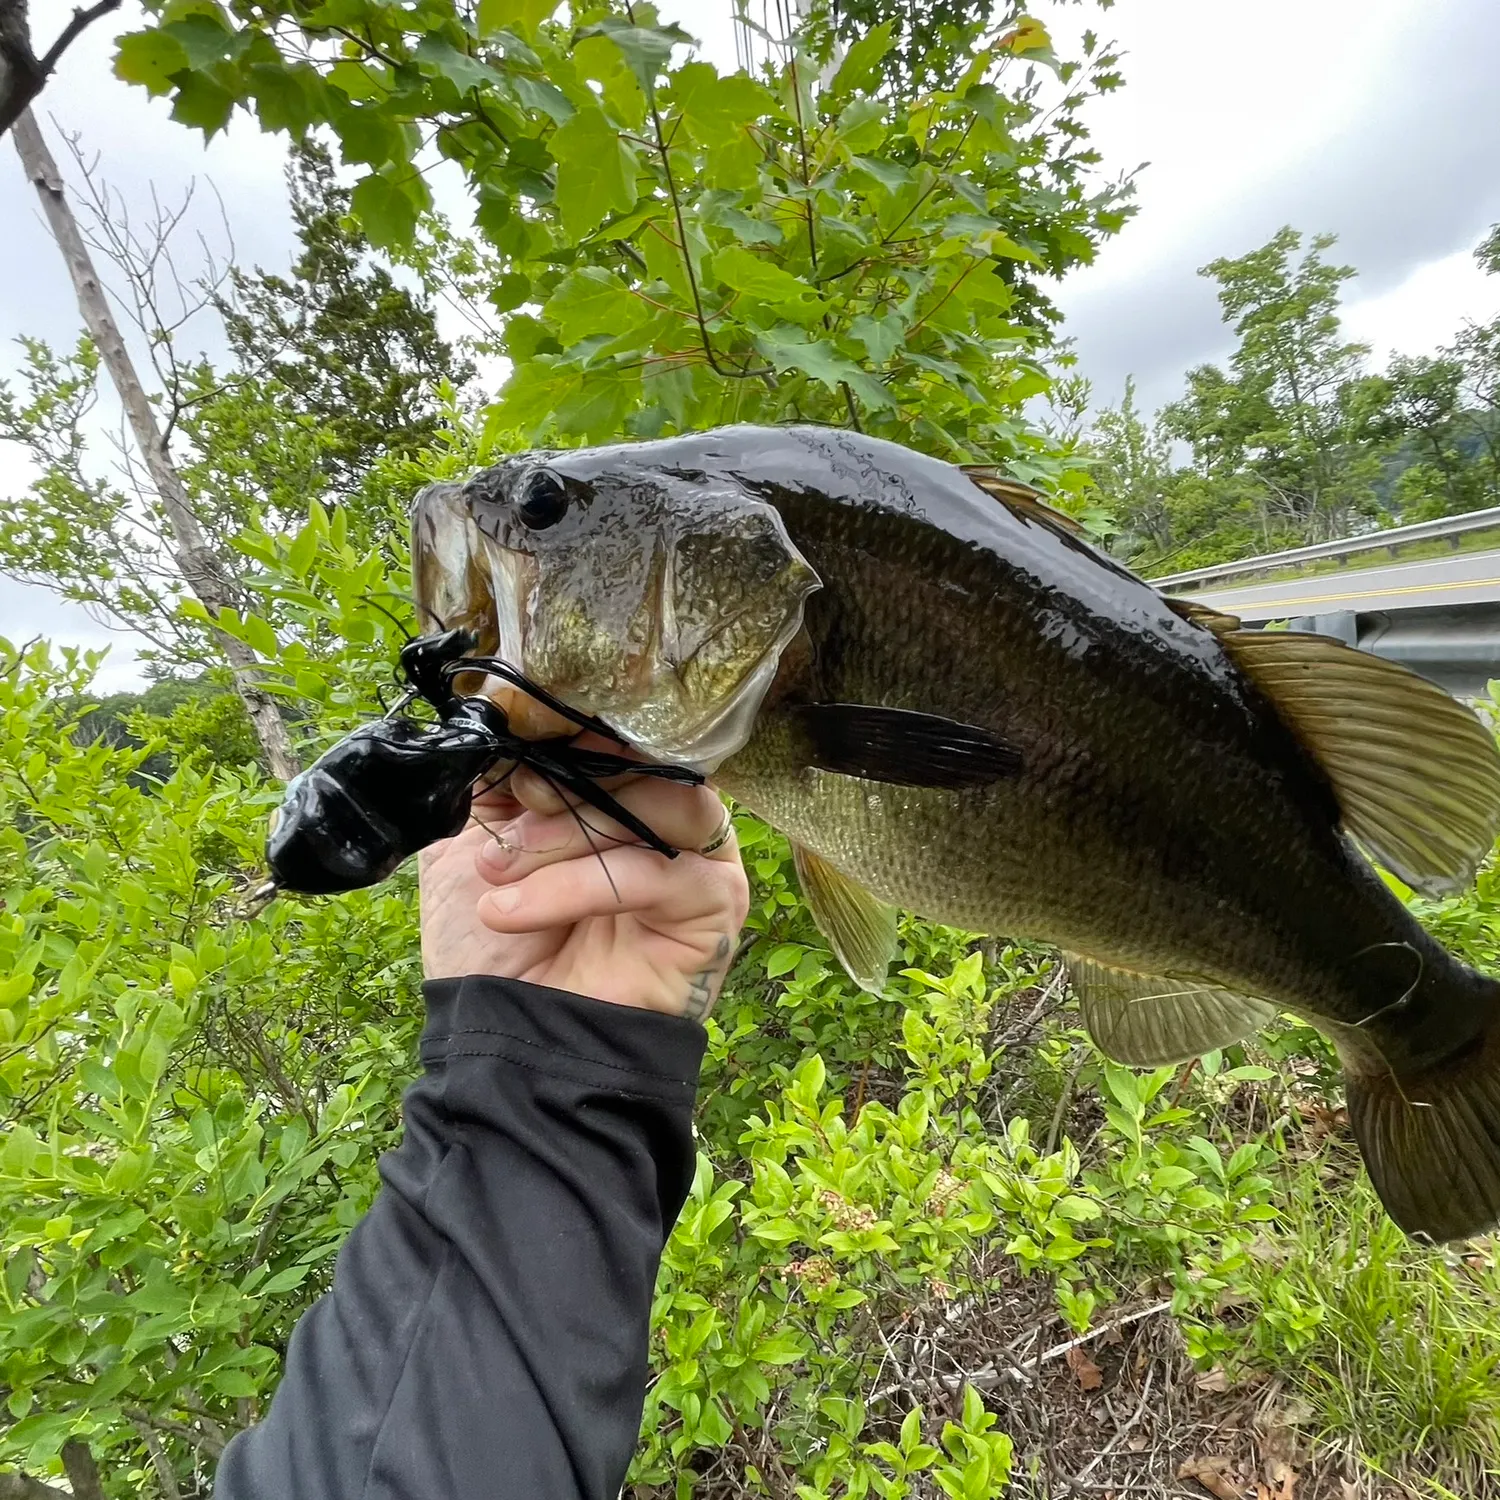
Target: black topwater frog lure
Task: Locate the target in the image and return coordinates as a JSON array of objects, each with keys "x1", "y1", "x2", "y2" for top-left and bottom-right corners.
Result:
[{"x1": 258, "y1": 627, "x2": 704, "y2": 900}]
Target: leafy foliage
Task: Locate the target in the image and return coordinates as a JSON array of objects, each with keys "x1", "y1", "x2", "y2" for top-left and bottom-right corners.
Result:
[
  {"x1": 71, "y1": 677, "x2": 259, "y2": 783},
  {"x1": 0, "y1": 150, "x2": 472, "y2": 689},
  {"x1": 7, "y1": 604, "x2": 1500, "y2": 1494},
  {"x1": 6, "y1": 5, "x2": 1500, "y2": 1495},
  {"x1": 112, "y1": 0, "x2": 1131, "y2": 490}
]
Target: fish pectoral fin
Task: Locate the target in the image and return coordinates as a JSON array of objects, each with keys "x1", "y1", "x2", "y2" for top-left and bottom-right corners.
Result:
[
  {"x1": 1064, "y1": 953, "x2": 1278, "y2": 1066},
  {"x1": 1221, "y1": 630, "x2": 1500, "y2": 897},
  {"x1": 792, "y1": 703, "x2": 1021, "y2": 790},
  {"x1": 793, "y1": 845, "x2": 898, "y2": 995}
]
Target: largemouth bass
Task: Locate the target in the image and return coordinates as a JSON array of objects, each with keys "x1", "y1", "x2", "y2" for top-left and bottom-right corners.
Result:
[{"x1": 413, "y1": 424, "x2": 1500, "y2": 1243}]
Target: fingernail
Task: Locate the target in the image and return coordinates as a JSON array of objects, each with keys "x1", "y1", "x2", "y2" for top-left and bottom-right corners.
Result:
[
  {"x1": 477, "y1": 837, "x2": 519, "y2": 874},
  {"x1": 485, "y1": 886, "x2": 521, "y2": 914}
]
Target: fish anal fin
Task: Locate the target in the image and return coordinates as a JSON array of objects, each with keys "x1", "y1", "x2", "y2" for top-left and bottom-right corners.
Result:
[
  {"x1": 1345, "y1": 1020, "x2": 1500, "y2": 1242},
  {"x1": 1221, "y1": 630, "x2": 1500, "y2": 896},
  {"x1": 1064, "y1": 953, "x2": 1278, "y2": 1066},
  {"x1": 793, "y1": 703, "x2": 1021, "y2": 790},
  {"x1": 794, "y1": 845, "x2": 897, "y2": 995}
]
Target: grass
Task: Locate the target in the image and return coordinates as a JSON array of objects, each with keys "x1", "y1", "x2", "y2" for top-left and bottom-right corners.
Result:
[{"x1": 1224, "y1": 1139, "x2": 1500, "y2": 1495}]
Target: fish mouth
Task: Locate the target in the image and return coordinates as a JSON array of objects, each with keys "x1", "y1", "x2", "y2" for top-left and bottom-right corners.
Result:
[{"x1": 411, "y1": 478, "x2": 819, "y2": 766}]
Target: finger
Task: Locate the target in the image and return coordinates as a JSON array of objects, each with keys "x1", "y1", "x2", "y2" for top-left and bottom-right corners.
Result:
[
  {"x1": 476, "y1": 780, "x2": 733, "y2": 884},
  {"x1": 472, "y1": 760, "x2": 523, "y2": 819},
  {"x1": 508, "y1": 732, "x2": 644, "y2": 815},
  {"x1": 477, "y1": 843, "x2": 743, "y2": 933},
  {"x1": 509, "y1": 761, "x2": 633, "y2": 816}
]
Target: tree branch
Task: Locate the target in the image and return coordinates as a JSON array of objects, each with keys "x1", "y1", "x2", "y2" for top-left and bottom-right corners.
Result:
[
  {"x1": 0, "y1": 1472, "x2": 72, "y2": 1500},
  {"x1": 0, "y1": 0, "x2": 123, "y2": 140},
  {"x1": 623, "y1": 0, "x2": 773, "y2": 384},
  {"x1": 59, "y1": 1441, "x2": 104, "y2": 1500},
  {"x1": 11, "y1": 107, "x2": 300, "y2": 779}
]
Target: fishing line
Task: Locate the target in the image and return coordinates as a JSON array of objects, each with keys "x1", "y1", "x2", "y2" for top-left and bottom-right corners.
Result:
[
  {"x1": 1349, "y1": 940, "x2": 1424, "y2": 1029},
  {"x1": 1347, "y1": 940, "x2": 1433, "y2": 1112},
  {"x1": 260, "y1": 632, "x2": 709, "y2": 901},
  {"x1": 360, "y1": 593, "x2": 418, "y2": 642},
  {"x1": 551, "y1": 773, "x2": 624, "y2": 904},
  {"x1": 466, "y1": 807, "x2": 515, "y2": 850}
]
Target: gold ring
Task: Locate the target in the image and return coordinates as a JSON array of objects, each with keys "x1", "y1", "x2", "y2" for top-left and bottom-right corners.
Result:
[{"x1": 697, "y1": 808, "x2": 735, "y2": 856}]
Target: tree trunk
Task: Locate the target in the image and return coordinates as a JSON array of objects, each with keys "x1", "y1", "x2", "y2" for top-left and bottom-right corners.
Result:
[
  {"x1": 11, "y1": 107, "x2": 300, "y2": 780},
  {"x1": 0, "y1": 0, "x2": 124, "y2": 140},
  {"x1": 58, "y1": 1440, "x2": 104, "y2": 1500}
]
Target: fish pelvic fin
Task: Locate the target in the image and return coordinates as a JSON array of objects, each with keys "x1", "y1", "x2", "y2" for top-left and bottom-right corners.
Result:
[
  {"x1": 1220, "y1": 630, "x2": 1500, "y2": 897},
  {"x1": 793, "y1": 844, "x2": 898, "y2": 995},
  {"x1": 1064, "y1": 953, "x2": 1278, "y2": 1066},
  {"x1": 1345, "y1": 1021, "x2": 1500, "y2": 1243}
]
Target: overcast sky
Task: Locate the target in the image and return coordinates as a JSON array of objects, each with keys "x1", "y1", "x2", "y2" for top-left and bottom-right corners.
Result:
[{"x1": 3, "y1": 0, "x2": 1499, "y2": 688}]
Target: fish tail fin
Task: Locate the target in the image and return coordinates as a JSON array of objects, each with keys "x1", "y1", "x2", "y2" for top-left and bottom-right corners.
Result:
[{"x1": 1345, "y1": 1012, "x2": 1500, "y2": 1243}]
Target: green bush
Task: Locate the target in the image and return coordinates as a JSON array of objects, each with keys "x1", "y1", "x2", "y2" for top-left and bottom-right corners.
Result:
[{"x1": 7, "y1": 512, "x2": 1500, "y2": 1494}]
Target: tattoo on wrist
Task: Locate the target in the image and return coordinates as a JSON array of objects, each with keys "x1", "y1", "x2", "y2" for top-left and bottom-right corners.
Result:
[{"x1": 684, "y1": 934, "x2": 732, "y2": 1021}]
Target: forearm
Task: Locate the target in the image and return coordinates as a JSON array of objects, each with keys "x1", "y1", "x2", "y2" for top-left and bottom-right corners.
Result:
[{"x1": 215, "y1": 977, "x2": 705, "y2": 1500}]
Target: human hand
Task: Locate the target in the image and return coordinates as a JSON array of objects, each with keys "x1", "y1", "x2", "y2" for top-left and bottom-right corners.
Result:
[{"x1": 418, "y1": 740, "x2": 749, "y2": 1021}]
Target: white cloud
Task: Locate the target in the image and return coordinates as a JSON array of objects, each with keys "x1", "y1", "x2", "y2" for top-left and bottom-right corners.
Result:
[
  {"x1": 1050, "y1": 0, "x2": 1500, "y2": 413},
  {"x1": 3, "y1": 0, "x2": 1498, "y2": 692},
  {"x1": 1344, "y1": 248, "x2": 1500, "y2": 361}
]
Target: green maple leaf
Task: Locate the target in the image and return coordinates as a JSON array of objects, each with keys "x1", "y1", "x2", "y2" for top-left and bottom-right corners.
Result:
[
  {"x1": 476, "y1": 0, "x2": 559, "y2": 40},
  {"x1": 248, "y1": 64, "x2": 322, "y2": 137},
  {"x1": 754, "y1": 330, "x2": 894, "y2": 410},
  {"x1": 829, "y1": 21, "x2": 894, "y2": 95},
  {"x1": 414, "y1": 34, "x2": 504, "y2": 97},
  {"x1": 161, "y1": 13, "x2": 241, "y2": 70},
  {"x1": 350, "y1": 172, "x2": 418, "y2": 251},
  {"x1": 713, "y1": 247, "x2": 825, "y2": 322},
  {"x1": 551, "y1": 106, "x2": 637, "y2": 240},
  {"x1": 170, "y1": 71, "x2": 235, "y2": 137},
  {"x1": 575, "y1": 17, "x2": 691, "y2": 89},
  {"x1": 113, "y1": 31, "x2": 189, "y2": 96},
  {"x1": 543, "y1": 268, "x2": 649, "y2": 349}
]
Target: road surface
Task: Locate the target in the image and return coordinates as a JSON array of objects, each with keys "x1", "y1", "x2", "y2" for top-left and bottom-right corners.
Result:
[{"x1": 1173, "y1": 547, "x2": 1500, "y2": 622}]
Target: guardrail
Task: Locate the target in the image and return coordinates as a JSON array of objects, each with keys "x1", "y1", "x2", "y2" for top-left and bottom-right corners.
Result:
[{"x1": 1151, "y1": 505, "x2": 1500, "y2": 591}]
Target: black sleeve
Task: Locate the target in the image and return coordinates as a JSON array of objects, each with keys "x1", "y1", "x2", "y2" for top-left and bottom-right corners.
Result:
[{"x1": 214, "y1": 976, "x2": 706, "y2": 1500}]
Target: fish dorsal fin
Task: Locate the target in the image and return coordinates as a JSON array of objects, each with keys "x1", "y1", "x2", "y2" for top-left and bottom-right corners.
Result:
[
  {"x1": 1221, "y1": 630, "x2": 1500, "y2": 897},
  {"x1": 960, "y1": 465, "x2": 1087, "y2": 538},
  {"x1": 793, "y1": 844, "x2": 898, "y2": 995},
  {"x1": 1163, "y1": 595, "x2": 1241, "y2": 635},
  {"x1": 1064, "y1": 953, "x2": 1278, "y2": 1066}
]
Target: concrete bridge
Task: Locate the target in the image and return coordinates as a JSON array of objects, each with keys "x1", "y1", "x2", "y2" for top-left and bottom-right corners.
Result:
[{"x1": 1152, "y1": 507, "x2": 1500, "y2": 697}]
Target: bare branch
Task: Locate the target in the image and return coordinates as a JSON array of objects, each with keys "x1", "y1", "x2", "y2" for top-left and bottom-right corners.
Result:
[{"x1": 11, "y1": 108, "x2": 300, "y2": 777}]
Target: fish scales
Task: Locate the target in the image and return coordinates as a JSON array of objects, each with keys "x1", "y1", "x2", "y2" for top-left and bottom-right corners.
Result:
[
  {"x1": 415, "y1": 422, "x2": 1500, "y2": 1241},
  {"x1": 659, "y1": 431, "x2": 1432, "y2": 1035}
]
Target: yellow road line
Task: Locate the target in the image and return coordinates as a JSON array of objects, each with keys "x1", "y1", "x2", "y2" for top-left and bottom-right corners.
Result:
[{"x1": 1212, "y1": 575, "x2": 1500, "y2": 612}]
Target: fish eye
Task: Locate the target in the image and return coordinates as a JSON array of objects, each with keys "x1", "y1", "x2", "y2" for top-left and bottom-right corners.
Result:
[{"x1": 515, "y1": 469, "x2": 569, "y2": 530}]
